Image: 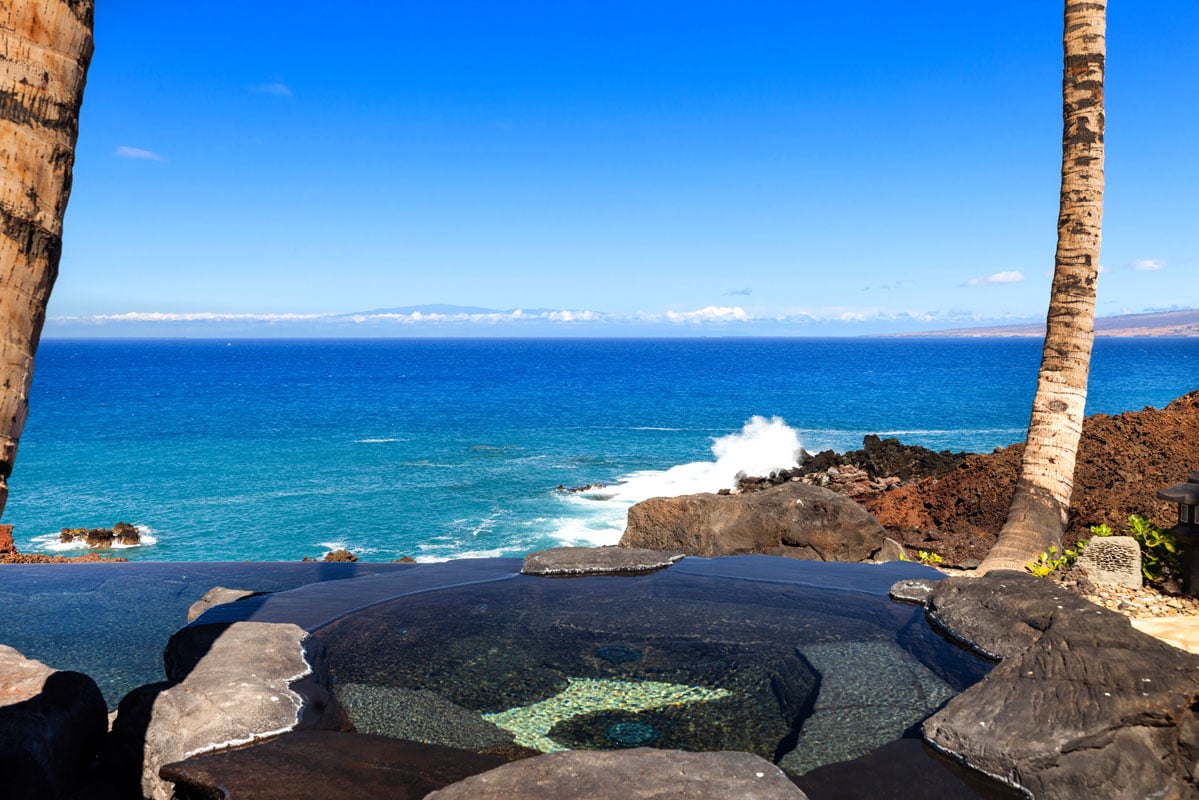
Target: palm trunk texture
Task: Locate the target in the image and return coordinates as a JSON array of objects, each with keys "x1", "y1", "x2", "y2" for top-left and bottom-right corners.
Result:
[
  {"x1": 0, "y1": 0, "x2": 94, "y2": 518},
  {"x1": 981, "y1": 1, "x2": 1106, "y2": 572}
]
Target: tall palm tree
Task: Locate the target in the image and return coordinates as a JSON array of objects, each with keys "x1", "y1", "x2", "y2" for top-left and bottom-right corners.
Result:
[
  {"x1": 0, "y1": 1, "x2": 94, "y2": 519},
  {"x1": 980, "y1": 0, "x2": 1106, "y2": 572}
]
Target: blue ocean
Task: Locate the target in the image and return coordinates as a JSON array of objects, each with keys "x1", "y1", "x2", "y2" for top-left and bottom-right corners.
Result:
[{"x1": 6, "y1": 337, "x2": 1195, "y2": 562}]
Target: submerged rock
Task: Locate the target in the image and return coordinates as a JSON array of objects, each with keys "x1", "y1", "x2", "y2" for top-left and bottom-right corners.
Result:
[
  {"x1": 335, "y1": 684, "x2": 516, "y2": 752},
  {"x1": 620, "y1": 482, "x2": 886, "y2": 562},
  {"x1": 424, "y1": 748, "x2": 810, "y2": 799},
  {"x1": 922, "y1": 571, "x2": 1199, "y2": 799},
  {"x1": 0, "y1": 645, "x2": 107, "y2": 800}
]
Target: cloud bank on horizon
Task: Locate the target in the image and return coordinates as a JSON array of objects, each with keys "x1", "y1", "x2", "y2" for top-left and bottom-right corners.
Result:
[{"x1": 45, "y1": 303, "x2": 1048, "y2": 338}]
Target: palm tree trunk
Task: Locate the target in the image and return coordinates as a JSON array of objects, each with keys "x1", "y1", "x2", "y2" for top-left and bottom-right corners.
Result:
[
  {"x1": 0, "y1": 1, "x2": 94, "y2": 519},
  {"x1": 980, "y1": 0, "x2": 1106, "y2": 572}
]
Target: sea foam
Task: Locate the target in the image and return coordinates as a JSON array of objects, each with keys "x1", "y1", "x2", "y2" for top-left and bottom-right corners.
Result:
[{"x1": 549, "y1": 416, "x2": 804, "y2": 546}]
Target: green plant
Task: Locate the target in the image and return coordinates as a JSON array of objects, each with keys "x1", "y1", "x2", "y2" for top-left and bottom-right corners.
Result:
[
  {"x1": 1025, "y1": 541, "x2": 1086, "y2": 577},
  {"x1": 898, "y1": 550, "x2": 943, "y2": 565}
]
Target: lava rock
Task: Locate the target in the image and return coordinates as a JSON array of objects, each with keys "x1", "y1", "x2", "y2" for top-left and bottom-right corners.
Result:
[
  {"x1": 0, "y1": 645, "x2": 107, "y2": 800},
  {"x1": 424, "y1": 748, "x2": 810, "y2": 799},
  {"x1": 620, "y1": 482, "x2": 886, "y2": 562},
  {"x1": 522, "y1": 546, "x2": 685, "y2": 576},
  {"x1": 112, "y1": 521, "x2": 140, "y2": 545},
  {"x1": 889, "y1": 578, "x2": 938, "y2": 605},
  {"x1": 922, "y1": 571, "x2": 1199, "y2": 799},
  {"x1": 160, "y1": 730, "x2": 507, "y2": 800},
  {"x1": 863, "y1": 391, "x2": 1199, "y2": 565},
  {"x1": 109, "y1": 622, "x2": 351, "y2": 800}
]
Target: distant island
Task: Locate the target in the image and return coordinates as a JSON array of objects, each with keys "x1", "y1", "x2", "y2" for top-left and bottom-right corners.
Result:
[{"x1": 901, "y1": 308, "x2": 1199, "y2": 338}]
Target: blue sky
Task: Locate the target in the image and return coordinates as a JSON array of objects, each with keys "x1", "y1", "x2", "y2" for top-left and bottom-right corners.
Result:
[{"x1": 47, "y1": 1, "x2": 1197, "y2": 337}]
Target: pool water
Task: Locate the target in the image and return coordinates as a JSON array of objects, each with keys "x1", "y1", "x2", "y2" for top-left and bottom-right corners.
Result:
[
  {"x1": 304, "y1": 557, "x2": 989, "y2": 774},
  {"x1": 0, "y1": 556, "x2": 1018, "y2": 798}
]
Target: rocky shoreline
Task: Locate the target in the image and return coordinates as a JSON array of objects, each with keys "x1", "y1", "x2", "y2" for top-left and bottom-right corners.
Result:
[{"x1": 730, "y1": 391, "x2": 1199, "y2": 570}]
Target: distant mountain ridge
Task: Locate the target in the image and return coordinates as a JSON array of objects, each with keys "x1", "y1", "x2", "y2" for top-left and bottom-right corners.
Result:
[{"x1": 905, "y1": 309, "x2": 1199, "y2": 337}]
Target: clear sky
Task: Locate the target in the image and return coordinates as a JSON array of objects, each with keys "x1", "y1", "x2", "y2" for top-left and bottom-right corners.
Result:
[{"x1": 46, "y1": 1, "x2": 1197, "y2": 337}]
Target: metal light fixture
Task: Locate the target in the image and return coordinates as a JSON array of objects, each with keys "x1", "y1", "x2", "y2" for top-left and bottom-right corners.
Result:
[{"x1": 1157, "y1": 471, "x2": 1199, "y2": 595}]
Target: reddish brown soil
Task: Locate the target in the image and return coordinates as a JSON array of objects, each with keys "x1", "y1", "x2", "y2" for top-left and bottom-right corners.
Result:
[{"x1": 860, "y1": 391, "x2": 1199, "y2": 565}]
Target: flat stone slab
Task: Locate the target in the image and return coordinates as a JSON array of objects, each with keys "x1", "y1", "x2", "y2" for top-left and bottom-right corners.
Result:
[
  {"x1": 922, "y1": 571, "x2": 1199, "y2": 800},
  {"x1": 160, "y1": 730, "x2": 507, "y2": 800},
  {"x1": 521, "y1": 546, "x2": 684, "y2": 576},
  {"x1": 889, "y1": 578, "x2": 938, "y2": 605},
  {"x1": 425, "y1": 748, "x2": 809, "y2": 799}
]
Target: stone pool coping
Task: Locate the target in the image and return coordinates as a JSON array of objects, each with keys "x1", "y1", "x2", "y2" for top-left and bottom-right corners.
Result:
[{"x1": 912, "y1": 571, "x2": 1199, "y2": 800}]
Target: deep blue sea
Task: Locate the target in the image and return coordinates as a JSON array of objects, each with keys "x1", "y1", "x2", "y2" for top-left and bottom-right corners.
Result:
[{"x1": 6, "y1": 337, "x2": 1195, "y2": 562}]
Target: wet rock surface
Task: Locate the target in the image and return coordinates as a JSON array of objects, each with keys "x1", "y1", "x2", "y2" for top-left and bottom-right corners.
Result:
[
  {"x1": 424, "y1": 748, "x2": 811, "y2": 799},
  {"x1": 160, "y1": 730, "x2": 507, "y2": 800},
  {"x1": 522, "y1": 545, "x2": 685, "y2": 575},
  {"x1": 0, "y1": 646, "x2": 107, "y2": 800},
  {"x1": 620, "y1": 482, "x2": 886, "y2": 561},
  {"x1": 922, "y1": 571, "x2": 1199, "y2": 799}
]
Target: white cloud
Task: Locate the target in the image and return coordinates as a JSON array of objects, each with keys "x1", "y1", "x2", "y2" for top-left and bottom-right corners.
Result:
[
  {"x1": 248, "y1": 82, "x2": 294, "y2": 98},
  {"x1": 93, "y1": 312, "x2": 327, "y2": 322},
  {"x1": 114, "y1": 146, "x2": 163, "y2": 162},
  {"x1": 962, "y1": 270, "x2": 1025, "y2": 287},
  {"x1": 1130, "y1": 259, "x2": 1165, "y2": 271},
  {"x1": 661, "y1": 307, "x2": 743, "y2": 321}
]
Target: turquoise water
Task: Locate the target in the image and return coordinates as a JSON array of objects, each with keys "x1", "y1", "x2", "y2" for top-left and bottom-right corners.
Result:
[{"x1": 5, "y1": 337, "x2": 1195, "y2": 561}]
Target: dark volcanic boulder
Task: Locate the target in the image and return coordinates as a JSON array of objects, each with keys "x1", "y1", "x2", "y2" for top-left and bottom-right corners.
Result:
[
  {"x1": 160, "y1": 730, "x2": 507, "y2": 800},
  {"x1": 922, "y1": 572, "x2": 1199, "y2": 799},
  {"x1": 113, "y1": 521, "x2": 141, "y2": 545},
  {"x1": 0, "y1": 645, "x2": 107, "y2": 800},
  {"x1": 620, "y1": 482, "x2": 887, "y2": 561},
  {"x1": 424, "y1": 748, "x2": 810, "y2": 799}
]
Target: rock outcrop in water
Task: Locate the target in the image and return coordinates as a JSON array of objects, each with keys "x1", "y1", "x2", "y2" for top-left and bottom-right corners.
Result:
[
  {"x1": 920, "y1": 571, "x2": 1199, "y2": 799},
  {"x1": 58, "y1": 521, "x2": 141, "y2": 547},
  {"x1": 620, "y1": 482, "x2": 887, "y2": 562}
]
